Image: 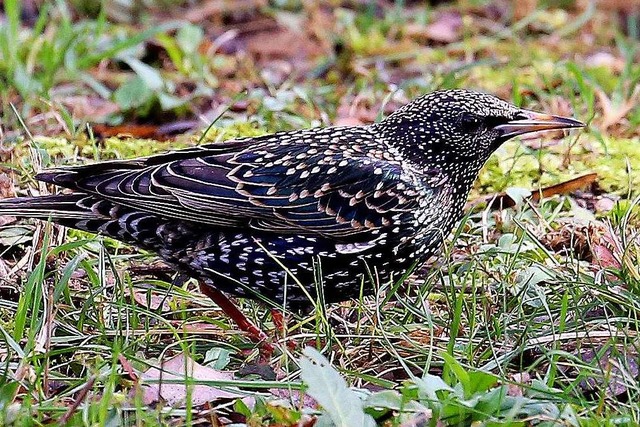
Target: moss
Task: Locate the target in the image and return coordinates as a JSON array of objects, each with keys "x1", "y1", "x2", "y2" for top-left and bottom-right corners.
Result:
[
  {"x1": 199, "y1": 122, "x2": 269, "y2": 142},
  {"x1": 476, "y1": 136, "x2": 640, "y2": 197},
  {"x1": 30, "y1": 122, "x2": 270, "y2": 167}
]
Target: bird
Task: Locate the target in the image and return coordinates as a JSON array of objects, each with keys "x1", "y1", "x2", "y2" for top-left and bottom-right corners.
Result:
[{"x1": 0, "y1": 89, "x2": 583, "y2": 349}]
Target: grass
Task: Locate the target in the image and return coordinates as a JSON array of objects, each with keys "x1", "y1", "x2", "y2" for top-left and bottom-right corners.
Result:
[{"x1": 2, "y1": 0, "x2": 640, "y2": 425}]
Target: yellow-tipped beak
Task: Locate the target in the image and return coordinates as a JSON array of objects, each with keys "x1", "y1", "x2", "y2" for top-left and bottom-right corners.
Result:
[{"x1": 494, "y1": 110, "x2": 585, "y2": 139}]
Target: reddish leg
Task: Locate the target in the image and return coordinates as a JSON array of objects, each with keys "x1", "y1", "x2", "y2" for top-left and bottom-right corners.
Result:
[
  {"x1": 270, "y1": 309, "x2": 286, "y2": 336},
  {"x1": 199, "y1": 282, "x2": 274, "y2": 358},
  {"x1": 270, "y1": 308, "x2": 297, "y2": 351}
]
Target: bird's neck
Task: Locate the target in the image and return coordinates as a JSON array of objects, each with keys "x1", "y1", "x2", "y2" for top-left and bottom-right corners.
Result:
[{"x1": 373, "y1": 123, "x2": 489, "y2": 202}]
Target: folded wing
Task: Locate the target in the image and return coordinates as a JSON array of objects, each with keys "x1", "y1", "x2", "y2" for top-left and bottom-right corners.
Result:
[{"x1": 37, "y1": 130, "x2": 445, "y2": 243}]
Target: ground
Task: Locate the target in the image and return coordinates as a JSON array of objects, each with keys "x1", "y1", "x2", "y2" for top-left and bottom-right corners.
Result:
[{"x1": 0, "y1": 0, "x2": 640, "y2": 426}]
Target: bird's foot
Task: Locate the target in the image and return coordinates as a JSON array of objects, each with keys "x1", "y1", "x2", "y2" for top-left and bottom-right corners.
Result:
[
  {"x1": 270, "y1": 308, "x2": 297, "y2": 351},
  {"x1": 198, "y1": 283, "x2": 275, "y2": 360}
]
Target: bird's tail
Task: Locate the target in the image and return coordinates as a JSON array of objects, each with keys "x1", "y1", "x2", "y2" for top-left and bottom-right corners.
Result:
[
  {"x1": 0, "y1": 194, "x2": 168, "y2": 248},
  {"x1": 0, "y1": 193, "x2": 110, "y2": 234},
  {"x1": 0, "y1": 193, "x2": 95, "y2": 220}
]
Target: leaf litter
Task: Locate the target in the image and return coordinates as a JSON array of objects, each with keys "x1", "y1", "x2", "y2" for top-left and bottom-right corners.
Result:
[
  {"x1": 135, "y1": 352, "x2": 252, "y2": 408},
  {"x1": 2, "y1": 1, "x2": 640, "y2": 425}
]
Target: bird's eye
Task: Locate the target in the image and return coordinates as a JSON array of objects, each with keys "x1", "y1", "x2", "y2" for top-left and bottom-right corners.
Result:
[{"x1": 459, "y1": 112, "x2": 483, "y2": 132}]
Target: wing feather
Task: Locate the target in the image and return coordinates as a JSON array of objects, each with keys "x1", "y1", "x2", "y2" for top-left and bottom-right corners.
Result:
[{"x1": 36, "y1": 128, "x2": 447, "y2": 242}]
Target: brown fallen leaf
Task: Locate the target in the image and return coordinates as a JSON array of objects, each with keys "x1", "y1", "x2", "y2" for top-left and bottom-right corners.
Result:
[
  {"x1": 59, "y1": 376, "x2": 96, "y2": 425},
  {"x1": 540, "y1": 219, "x2": 601, "y2": 261},
  {"x1": 406, "y1": 11, "x2": 462, "y2": 44},
  {"x1": 0, "y1": 173, "x2": 15, "y2": 199},
  {"x1": 91, "y1": 124, "x2": 164, "y2": 140},
  {"x1": 137, "y1": 352, "x2": 250, "y2": 407},
  {"x1": 585, "y1": 51, "x2": 626, "y2": 73},
  {"x1": 92, "y1": 121, "x2": 200, "y2": 140},
  {"x1": 514, "y1": 0, "x2": 538, "y2": 21},
  {"x1": 470, "y1": 173, "x2": 598, "y2": 210},
  {"x1": 507, "y1": 372, "x2": 531, "y2": 398},
  {"x1": 597, "y1": 0, "x2": 640, "y2": 13},
  {"x1": 595, "y1": 87, "x2": 640, "y2": 130},
  {"x1": 56, "y1": 96, "x2": 120, "y2": 121},
  {"x1": 539, "y1": 219, "x2": 628, "y2": 270},
  {"x1": 334, "y1": 96, "x2": 377, "y2": 127},
  {"x1": 593, "y1": 196, "x2": 617, "y2": 213},
  {"x1": 92, "y1": 124, "x2": 161, "y2": 139},
  {"x1": 0, "y1": 174, "x2": 18, "y2": 225},
  {"x1": 184, "y1": 0, "x2": 267, "y2": 23},
  {"x1": 590, "y1": 224, "x2": 622, "y2": 270},
  {"x1": 579, "y1": 345, "x2": 640, "y2": 398},
  {"x1": 0, "y1": 215, "x2": 17, "y2": 227},
  {"x1": 399, "y1": 411, "x2": 435, "y2": 427},
  {"x1": 245, "y1": 27, "x2": 324, "y2": 62},
  {"x1": 119, "y1": 354, "x2": 139, "y2": 381},
  {"x1": 130, "y1": 288, "x2": 171, "y2": 312},
  {"x1": 530, "y1": 173, "x2": 598, "y2": 203}
]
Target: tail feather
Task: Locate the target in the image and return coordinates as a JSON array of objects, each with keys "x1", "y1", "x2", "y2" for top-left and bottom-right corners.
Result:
[
  {"x1": 0, "y1": 194, "x2": 165, "y2": 247},
  {"x1": 0, "y1": 193, "x2": 97, "y2": 220}
]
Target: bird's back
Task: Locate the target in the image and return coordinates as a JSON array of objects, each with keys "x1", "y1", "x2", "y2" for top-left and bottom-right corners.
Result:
[{"x1": 0, "y1": 125, "x2": 452, "y2": 308}]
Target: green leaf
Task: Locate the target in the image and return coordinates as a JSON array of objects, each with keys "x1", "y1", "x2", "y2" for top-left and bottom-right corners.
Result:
[
  {"x1": 505, "y1": 187, "x2": 531, "y2": 207},
  {"x1": 158, "y1": 92, "x2": 186, "y2": 110},
  {"x1": 76, "y1": 22, "x2": 181, "y2": 69},
  {"x1": 414, "y1": 373, "x2": 454, "y2": 402},
  {"x1": 12, "y1": 65, "x2": 43, "y2": 96},
  {"x1": 156, "y1": 33, "x2": 184, "y2": 72},
  {"x1": 466, "y1": 370, "x2": 499, "y2": 396},
  {"x1": 300, "y1": 347, "x2": 376, "y2": 427},
  {"x1": 364, "y1": 389, "x2": 428, "y2": 415},
  {"x1": 233, "y1": 398, "x2": 252, "y2": 417},
  {"x1": 204, "y1": 347, "x2": 231, "y2": 370},
  {"x1": 473, "y1": 386, "x2": 508, "y2": 421},
  {"x1": 0, "y1": 381, "x2": 19, "y2": 411},
  {"x1": 0, "y1": 226, "x2": 32, "y2": 246},
  {"x1": 441, "y1": 352, "x2": 471, "y2": 395},
  {"x1": 176, "y1": 24, "x2": 204, "y2": 55},
  {"x1": 113, "y1": 76, "x2": 153, "y2": 110},
  {"x1": 0, "y1": 324, "x2": 24, "y2": 358},
  {"x1": 123, "y1": 57, "x2": 163, "y2": 91}
]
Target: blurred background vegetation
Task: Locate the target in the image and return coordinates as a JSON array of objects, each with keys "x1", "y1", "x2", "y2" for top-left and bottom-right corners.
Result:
[
  {"x1": 2, "y1": 1, "x2": 640, "y2": 426},
  {"x1": 2, "y1": 0, "x2": 640, "y2": 193}
]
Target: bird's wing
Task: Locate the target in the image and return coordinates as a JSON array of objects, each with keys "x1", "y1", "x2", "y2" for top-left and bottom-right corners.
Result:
[{"x1": 37, "y1": 130, "x2": 446, "y2": 241}]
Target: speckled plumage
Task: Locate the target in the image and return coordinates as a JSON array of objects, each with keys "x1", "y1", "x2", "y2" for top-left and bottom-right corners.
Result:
[{"x1": 0, "y1": 90, "x2": 583, "y2": 310}]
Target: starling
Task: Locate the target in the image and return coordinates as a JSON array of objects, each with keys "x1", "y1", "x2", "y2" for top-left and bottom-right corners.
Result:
[{"x1": 0, "y1": 90, "x2": 583, "y2": 338}]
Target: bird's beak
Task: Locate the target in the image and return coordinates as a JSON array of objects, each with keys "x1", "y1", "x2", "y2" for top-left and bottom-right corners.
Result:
[{"x1": 494, "y1": 110, "x2": 585, "y2": 140}]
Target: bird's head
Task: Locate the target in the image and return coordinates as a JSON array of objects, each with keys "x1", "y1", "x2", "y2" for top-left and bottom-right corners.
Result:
[{"x1": 377, "y1": 89, "x2": 584, "y2": 174}]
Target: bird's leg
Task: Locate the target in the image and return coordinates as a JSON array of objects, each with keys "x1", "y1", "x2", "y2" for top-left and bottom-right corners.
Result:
[
  {"x1": 198, "y1": 282, "x2": 274, "y2": 358},
  {"x1": 270, "y1": 308, "x2": 286, "y2": 336},
  {"x1": 270, "y1": 308, "x2": 297, "y2": 350}
]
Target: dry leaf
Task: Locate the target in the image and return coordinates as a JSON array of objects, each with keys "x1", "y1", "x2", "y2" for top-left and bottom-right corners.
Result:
[
  {"x1": 514, "y1": 0, "x2": 538, "y2": 21},
  {"x1": 246, "y1": 27, "x2": 322, "y2": 61},
  {"x1": 595, "y1": 87, "x2": 640, "y2": 130},
  {"x1": 138, "y1": 353, "x2": 250, "y2": 407},
  {"x1": 0, "y1": 177, "x2": 18, "y2": 227},
  {"x1": 57, "y1": 96, "x2": 120, "y2": 121},
  {"x1": 580, "y1": 346, "x2": 640, "y2": 397},
  {"x1": 92, "y1": 124, "x2": 165, "y2": 140},
  {"x1": 507, "y1": 372, "x2": 531, "y2": 398},
  {"x1": 593, "y1": 196, "x2": 617, "y2": 213},
  {"x1": 585, "y1": 52, "x2": 625, "y2": 72},
  {"x1": 130, "y1": 288, "x2": 171, "y2": 312},
  {"x1": 406, "y1": 12, "x2": 462, "y2": 44},
  {"x1": 470, "y1": 173, "x2": 598, "y2": 210},
  {"x1": 184, "y1": 0, "x2": 267, "y2": 23},
  {"x1": 597, "y1": 0, "x2": 640, "y2": 12},
  {"x1": 590, "y1": 224, "x2": 623, "y2": 270},
  {"x1": 0, "y1": 173, "x2": 15, "y2": 199}
]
